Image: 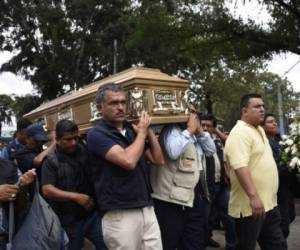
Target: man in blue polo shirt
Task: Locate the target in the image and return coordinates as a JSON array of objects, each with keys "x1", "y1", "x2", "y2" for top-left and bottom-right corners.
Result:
[
  {"x1": 7, "y1": 118, "x2": 32, "y2": 162},
  {"x1": 15, "y1": 123, "x2": 55, "y2": 177},
  {"x1": 87, "y1": 82, "x2": 164, "y2": 250}
]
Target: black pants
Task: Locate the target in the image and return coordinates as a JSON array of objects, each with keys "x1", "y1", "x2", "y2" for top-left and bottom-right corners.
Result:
[
  {"x1": 235, "y1": 207, "x2": 287, "y2": 250},
  {"x1": 154, "y1": 195, "x2": 209, "y2": 250},
  {"x1": 278, "y1": 189, "x2": 295, "y2": 238},
  {"x1": 208, "y1": 184, "x2": 236, "y2": 249}
]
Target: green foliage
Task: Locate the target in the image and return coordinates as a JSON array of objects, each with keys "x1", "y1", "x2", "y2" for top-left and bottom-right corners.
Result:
[
  {"x1": 224, "y1": 0, "x2": 300, "y2": 56},
  {"x1": 11, "y1": 94, "x2": 43, "y2": 120},
  {"x1": 0, "y1": 94, "x2": 13, "y2": 136},
  {"x1": 183, "y1": 59, "x2": 299, "y2": 130},
  {"x1": 0, "y1": 0, "x2": 269, "y2": 99},
  {"x1": 259, "y1": 73, "x2": 300, "y2": 125},
  {"x1": 182, "y1": 58, "x2": 265, "y2": 128},
  {"x1": 0, "y1": 0, "x2": 134, "y2": 100}
]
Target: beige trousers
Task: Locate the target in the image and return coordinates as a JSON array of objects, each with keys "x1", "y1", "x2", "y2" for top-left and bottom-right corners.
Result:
[{"x1": 102, "y1": 206, "x2": 162, "y2": 250}]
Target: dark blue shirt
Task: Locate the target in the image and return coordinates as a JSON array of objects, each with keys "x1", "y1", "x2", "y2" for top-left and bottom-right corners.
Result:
[
  {"x1": 87, "y1": 120, "x2": 152, "y2": 215},
  {"x1": 7, "y1": 138, "x2": 26, "y2": 161},
  {"x1": 15, "y1": 146, "x2": 41, "y2": 199},
  {"x1": 15, "y1": 146, "x2": 39, "y2": 173}
]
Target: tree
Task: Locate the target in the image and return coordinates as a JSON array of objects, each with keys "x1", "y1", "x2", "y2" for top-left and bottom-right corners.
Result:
[
  {"x1": 0, "y1": 0, "x2": 267, "y2": 99},
  {"x1": 183, "y1": 59, "x2": 299, "y2": 129},
  {"x1": 131, "y1": 0, "x2": 300, "y2": 62},
  {"x1": 128, "y1": 1, "x2": 249, "y2": 72},
  {"x1": 0, "y1": 0, "x2": 134, "y2": 100},
  {"x1": 260, "y1": 72, "x2": 300, "y2": 131},
  {"x1": 11, "y1": 94, "x2": 43, "y2": 120},
  {"x1": 181, "y1": 58, "x2": 264, "y2": 128},
  {"x1": 214, "y1": 0, "x2": 300, "y2": 57},
  {"x1": 0, "y1": 94, "x2": 13, "y2": 136}
]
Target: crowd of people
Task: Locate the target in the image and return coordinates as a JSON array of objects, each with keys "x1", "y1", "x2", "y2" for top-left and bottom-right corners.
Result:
[{"x1": 0, "y1": 83, "x2": 297, "y2": 250}]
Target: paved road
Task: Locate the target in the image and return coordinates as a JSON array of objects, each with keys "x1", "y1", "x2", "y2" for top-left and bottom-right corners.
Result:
[{"x1": 84, "y1": 199, "x2": 300, "y2": 250}]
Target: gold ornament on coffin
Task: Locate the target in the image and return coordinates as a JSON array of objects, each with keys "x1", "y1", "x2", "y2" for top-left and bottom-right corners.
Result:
[
  {"x1": 127, "y1": 87, "x2": 146, "y2": 119},
  {"x1": 152, "y1": 90, "x2": 186, "y2": 115},
  {"x1": 127, "y1": 87, "x2": 189, "y2": 124}
]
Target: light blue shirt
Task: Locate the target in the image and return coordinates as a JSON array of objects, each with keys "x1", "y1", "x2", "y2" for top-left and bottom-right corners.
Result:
[
  {"x1": 0, "y1": 147, "x2": 9, "y2": 160},
  {"x1": 163, "y1": 125, "x2": 216, "y2": 170}
]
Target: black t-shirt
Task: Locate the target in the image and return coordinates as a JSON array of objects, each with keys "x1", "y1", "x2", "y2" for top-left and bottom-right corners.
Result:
[{"x1": 41, "y1": 145, "x2": 94, "y2": 227}]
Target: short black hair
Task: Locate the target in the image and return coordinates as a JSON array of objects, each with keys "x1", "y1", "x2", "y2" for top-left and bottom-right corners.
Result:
[
  {"x1": 95, "y1": 82, "x2": 124, "y2": 105},
  {"x1": 198, "y1": 113, "x2": 217, "y2": 127},
  {"x1": 17, "y1": 118, "x2": 32, "y2": 131},
  {"x1": 240, "y1": 93, "x2": 262, "y2": 110},
  {"x1": 55, "y1": 119, "x2": 78, "y2": 139},
  {"x1": 263, "y1": 113, "x2": 276, "y2": 125}
]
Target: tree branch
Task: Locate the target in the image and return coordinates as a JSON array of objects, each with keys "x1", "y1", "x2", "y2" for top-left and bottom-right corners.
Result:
[{"x1": 273, "y1": 0, "x2": 300, "y2": 21}]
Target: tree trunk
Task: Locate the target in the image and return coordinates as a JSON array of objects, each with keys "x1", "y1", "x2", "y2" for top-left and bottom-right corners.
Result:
[{"x1": 205, "y1": 92, "x2": 213, "y2": 114}]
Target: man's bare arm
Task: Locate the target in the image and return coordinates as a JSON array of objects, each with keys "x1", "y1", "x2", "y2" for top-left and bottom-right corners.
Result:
[
  {"x1": 105, "y1": 111, "x2": 150, "y2": 171},
  {"x1": 42, "y1": 184, "x2": 94, "y2": 210},
  {"x1": 33, "y1": 141, "x2": 56, "y2": 168},
  {"x1": 214, "y1": 127, "x2": 228, "y2": 142}
]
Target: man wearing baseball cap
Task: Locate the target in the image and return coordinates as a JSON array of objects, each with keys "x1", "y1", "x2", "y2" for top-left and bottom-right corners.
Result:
[{"x1": 15, "y1": 123, "x2": 55, "y2": 178}]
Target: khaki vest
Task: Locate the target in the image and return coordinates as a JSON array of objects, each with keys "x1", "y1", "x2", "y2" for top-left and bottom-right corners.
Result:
[{"x1": 151, "y1": 143, "x2": 199, "y2": 207}]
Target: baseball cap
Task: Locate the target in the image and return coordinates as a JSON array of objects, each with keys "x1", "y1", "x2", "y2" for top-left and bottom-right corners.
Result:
[{"x1": 26, "y1": 124, "x2": 49, "y2": 142}]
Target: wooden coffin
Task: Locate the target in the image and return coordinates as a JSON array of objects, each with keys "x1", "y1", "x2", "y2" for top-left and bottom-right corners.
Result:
[{"x1": 24, "y1": 67, "x2": 190, "y2": 133}]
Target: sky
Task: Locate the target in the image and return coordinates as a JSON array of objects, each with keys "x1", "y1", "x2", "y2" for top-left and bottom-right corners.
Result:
[
  {"x1": 227, "y1": 0, "x2": 300, "y2": 91},
  {"x1": 268, "y1": 53, "x2": 300, "y2": 92},
  {"x1": 0, "y1": 51, "x2": 33, "y2": 96}
]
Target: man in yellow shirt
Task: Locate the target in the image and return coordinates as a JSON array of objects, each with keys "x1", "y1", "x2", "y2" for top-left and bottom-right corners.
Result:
[{"x1": 224, "y1": 93, "x2": 287, "y2": 250}]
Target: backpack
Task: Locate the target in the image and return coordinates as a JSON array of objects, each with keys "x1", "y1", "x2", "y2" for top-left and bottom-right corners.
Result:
[{"x1": 6, "y1": 177, "x2": 69, "y2": 250}]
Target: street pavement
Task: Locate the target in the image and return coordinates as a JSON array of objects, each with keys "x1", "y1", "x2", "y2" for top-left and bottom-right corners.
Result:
[{"x1": 84, "y1": 199, "x2": 300, "y2": 250}]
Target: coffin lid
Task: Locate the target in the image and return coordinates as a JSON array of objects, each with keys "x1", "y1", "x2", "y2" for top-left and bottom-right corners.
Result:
[{"x1": 24, "y1": 67, "x2": 188, "y2": 117}]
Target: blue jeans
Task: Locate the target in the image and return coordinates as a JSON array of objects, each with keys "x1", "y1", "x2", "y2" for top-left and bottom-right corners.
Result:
[
  {"x1": 210, "y1": 184, "x2": 237, "y2": 249},
  {"x1": 64, "y1": 212, "x2": 106, "y2": 250}
]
